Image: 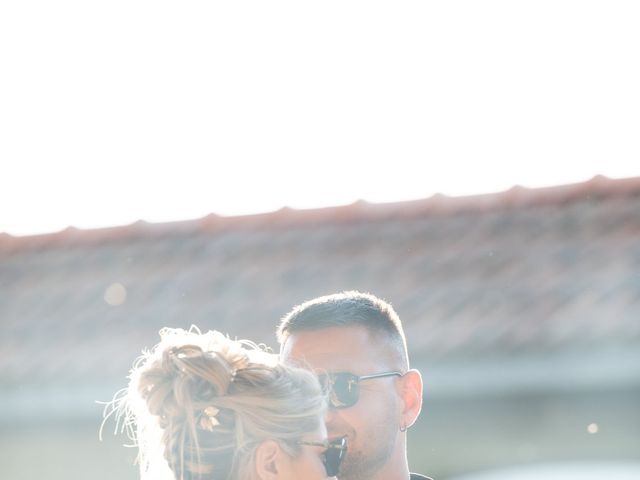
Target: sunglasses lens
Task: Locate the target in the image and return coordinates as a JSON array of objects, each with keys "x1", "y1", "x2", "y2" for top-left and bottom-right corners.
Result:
[
  {"x1": 328, "y1": 373, "x2": 359, "y2": 408},
  {"x1": 324, "y1": 438, "x2": 346, "y2": 477}
]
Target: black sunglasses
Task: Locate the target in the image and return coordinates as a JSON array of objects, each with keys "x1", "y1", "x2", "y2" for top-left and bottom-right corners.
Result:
[
  {"x1": 319, "y1": 371, "x2": 403, "y2": 409},
  {"x1": 297, "y1": 436, "x2": 347, "y2": 477}
]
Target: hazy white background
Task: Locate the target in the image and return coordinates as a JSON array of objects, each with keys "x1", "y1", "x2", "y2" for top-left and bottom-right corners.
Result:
[{"x1": 1, "y1": 1, "x2": 639, "y2": 236}]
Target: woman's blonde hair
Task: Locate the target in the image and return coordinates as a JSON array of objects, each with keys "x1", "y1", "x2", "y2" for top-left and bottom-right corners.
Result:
[{"x1": 104, "y1": 326, "x2": 325, "y2": 480}]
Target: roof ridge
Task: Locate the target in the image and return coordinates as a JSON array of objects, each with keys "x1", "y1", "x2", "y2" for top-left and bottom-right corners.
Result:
[{"x1": 2, "y1": 175, "x2": 639, "y2": 252}]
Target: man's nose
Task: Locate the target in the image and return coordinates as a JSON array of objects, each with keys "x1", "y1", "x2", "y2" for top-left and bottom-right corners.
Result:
[{"x1": 324, "y1": 406, "x2": 341, "y2": 431}]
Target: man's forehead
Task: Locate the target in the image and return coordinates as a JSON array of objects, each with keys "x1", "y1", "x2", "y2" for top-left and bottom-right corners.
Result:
[{"x1": 280, "y1": 325, "x2": 396, "y2": 371}]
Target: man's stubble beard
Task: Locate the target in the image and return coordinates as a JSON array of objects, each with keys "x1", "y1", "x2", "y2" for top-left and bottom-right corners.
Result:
[{"x1": 338, "y1": 414, "x2": 398, "y2": 480}]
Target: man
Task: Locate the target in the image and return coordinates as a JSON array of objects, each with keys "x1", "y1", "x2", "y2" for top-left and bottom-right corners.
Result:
[{"x1": 277, "y1": 291, "x2": 432, "y2": 480}]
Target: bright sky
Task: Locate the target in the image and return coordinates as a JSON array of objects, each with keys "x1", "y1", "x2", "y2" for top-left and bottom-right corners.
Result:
[{"x1": 1, "y1": 1, "x2": 639, "y2": 237}]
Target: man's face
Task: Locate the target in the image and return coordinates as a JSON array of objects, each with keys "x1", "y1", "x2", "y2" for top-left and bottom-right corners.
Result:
[{"x1": 280, "y1": 325, "x2": 403, "y2": 480}]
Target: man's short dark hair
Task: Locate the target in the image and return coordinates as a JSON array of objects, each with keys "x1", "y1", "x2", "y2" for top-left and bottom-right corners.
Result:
[{"x1": 277, "y1": 290, "x2": 409, "y2": 369}]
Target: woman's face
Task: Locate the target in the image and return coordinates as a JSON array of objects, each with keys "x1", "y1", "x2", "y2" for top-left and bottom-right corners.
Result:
[{"x1": 279, "y1": 424, "x2": 337, "y2": 480}]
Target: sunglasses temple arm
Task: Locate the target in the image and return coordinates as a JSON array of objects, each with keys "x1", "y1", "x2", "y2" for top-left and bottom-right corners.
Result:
[{"x1": 357, "y1": 371, "x2": 403, "y2": 381}]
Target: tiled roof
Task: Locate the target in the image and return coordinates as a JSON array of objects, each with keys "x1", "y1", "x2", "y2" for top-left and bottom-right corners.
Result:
[{"x1": 1, "y1": 175, "x2": 640, "y2": 416}]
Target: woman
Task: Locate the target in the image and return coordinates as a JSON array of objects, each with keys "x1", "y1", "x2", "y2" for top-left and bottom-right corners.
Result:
[{"x1": 105, "y1": 327, "x2": 346, "y2": 480}]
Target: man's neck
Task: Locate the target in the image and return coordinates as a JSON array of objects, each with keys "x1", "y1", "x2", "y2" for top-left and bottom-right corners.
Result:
[{"x1": 368, "y1": 447, "x2": 410, "y2": 480}]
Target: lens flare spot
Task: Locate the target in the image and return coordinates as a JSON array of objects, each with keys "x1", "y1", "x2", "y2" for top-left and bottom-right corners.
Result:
[
  {"x1": 104, "y1": 282, "x2": 127, "y2": 306},
  {"x1": 587, "y1": 423, "x2": 599, "y2": 434}
]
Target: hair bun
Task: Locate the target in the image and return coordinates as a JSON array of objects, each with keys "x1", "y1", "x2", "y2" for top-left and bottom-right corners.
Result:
[{"x1": 139, "y1": 345, "x2": 237, "y2": 424}]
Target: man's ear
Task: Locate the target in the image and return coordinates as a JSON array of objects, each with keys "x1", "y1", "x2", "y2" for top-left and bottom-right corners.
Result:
[
  {"x1": 398, "y1": 369, "x2": 423, "y2": 429},
  {"x1": 255, "y1": 440, "x2": 284, "y2": 480}
]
